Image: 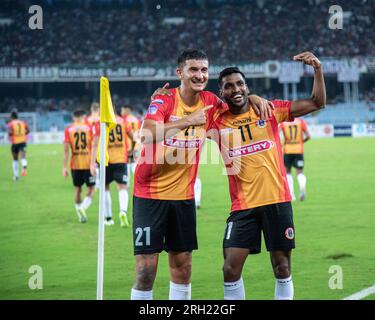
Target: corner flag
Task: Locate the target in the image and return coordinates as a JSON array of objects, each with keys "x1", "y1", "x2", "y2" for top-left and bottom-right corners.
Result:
[
  {"x1": 97, "y1": 76, "x2": 116, "y2": 300},
  {"x1": 97, "y1": 77, "x2": 117, "y2": 165}
]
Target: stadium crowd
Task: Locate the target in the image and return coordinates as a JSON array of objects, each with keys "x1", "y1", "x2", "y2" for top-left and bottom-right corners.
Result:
[
  {"x1": 2, "y1": 87, "x2": 374, "y2": 118},
  {"x1": 0, "y1": 95, "x2": 149, "y2": 114},
  {"x1": 1, "y1": 0, "x2": 374, "y2": 66}
]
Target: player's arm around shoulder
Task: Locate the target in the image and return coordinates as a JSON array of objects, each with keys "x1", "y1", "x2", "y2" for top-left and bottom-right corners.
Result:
[{"x1": 248, "y1": 94, "x2": 275, "y2": 120}]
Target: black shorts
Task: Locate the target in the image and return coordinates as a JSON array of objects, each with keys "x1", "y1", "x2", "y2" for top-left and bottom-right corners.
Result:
[
  {"x1": 105, "y1": 163, "x2": 128, "y2": 185},
  {"x1": 11, "y1": 143, "x2": 26, "y2": 155},
  {"x1": 71, "y1": 169, "x2": 95, "y2": 187},
  {"x1": 284, "y1": 154, "x2": 304, "y2": 169},
  {"x1": 223, "y1": 202, "x2": 295, "y2": 254},
  {"x1": 132, "y1": 196, "x2": 198, "y2": 255}
]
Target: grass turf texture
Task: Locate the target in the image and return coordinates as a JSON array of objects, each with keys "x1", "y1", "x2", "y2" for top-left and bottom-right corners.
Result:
[{"x1": 0, "y1": 137, "x2": 374, "y2": 300}]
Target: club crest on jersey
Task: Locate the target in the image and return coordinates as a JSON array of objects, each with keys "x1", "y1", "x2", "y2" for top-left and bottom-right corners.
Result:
[
  {"x1": 228, "y1": 140, "x2": 273, "y2": 158},
  {"x1": 256, "y1": 119, "x2": 267, "y2": 128},
  {"x1": 151, "y1": 99, "x2": 164, "y2": 105},
  {"x1": 285, "y1": 227, "x2": 295, "y2": 240},
  {"x1": 148, "y1": 105, "x2": 158, "y2": 115}
]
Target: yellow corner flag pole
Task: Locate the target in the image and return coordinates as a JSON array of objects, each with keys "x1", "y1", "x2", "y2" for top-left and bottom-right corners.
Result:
[{"x1": 97, "y1": 76, "x2": 117, "y2": 300}]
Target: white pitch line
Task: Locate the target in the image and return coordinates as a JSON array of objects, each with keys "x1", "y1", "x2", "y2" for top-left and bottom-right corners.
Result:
[{"x1": 342, "y1": 284, "x2": 375, "y2": 300}]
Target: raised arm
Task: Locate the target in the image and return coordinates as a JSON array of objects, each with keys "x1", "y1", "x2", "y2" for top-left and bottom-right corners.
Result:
[{"x1": 290, "y1": 52, "x2": 326, "y2": 117}]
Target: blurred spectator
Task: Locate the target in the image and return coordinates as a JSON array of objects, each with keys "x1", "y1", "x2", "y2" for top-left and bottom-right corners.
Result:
[
  {"x1": 49, "y1": 123, "x2": 58, "y2": 132},
  {"x1": 0, "y1": 95, "x2": 150, "y2": 114},
  {"x1": 0, "y1": 0, "x2": 374, "y2": 66},
  {"x1": 2, "y1": 87, "x2": 375, "y2": 114}
]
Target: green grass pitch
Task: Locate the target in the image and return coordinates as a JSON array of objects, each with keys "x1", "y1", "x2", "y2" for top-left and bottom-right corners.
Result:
[{"x1": 0, "y1": 137, "x2": 374, "y2": 300}]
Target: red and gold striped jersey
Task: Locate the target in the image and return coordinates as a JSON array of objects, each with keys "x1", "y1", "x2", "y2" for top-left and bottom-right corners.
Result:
[
  {"x1": 212, "y1": 100, "x2": 293, "y2": 212},
  {"x1": 64, "y1": 121, "x2": 92, "y2": 170},
  {"x1": 279, "y1": 118, "x2": 309, "y2": 154},
  {"x1": 7, "y1": 119, "x2": 29, "y2": 144},
  {"x1": 93, "y1": 115, "x2": 132, "y2": 164},
  {"x1": 134, "y1": 88, "x2": 226, "y2": 200}
]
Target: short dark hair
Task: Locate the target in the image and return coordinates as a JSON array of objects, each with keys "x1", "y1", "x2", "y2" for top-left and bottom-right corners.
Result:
[
  {"x1": 10, "y1": 109, "x2": 18, "y2": 119},
  {"x1": 73, "y1": 109, "x2": 86, "y2": 118},
  {"x1": 177, "y1": 49, "x2": 208, "y2": 67},
  {"x1": 218, "y1": 67, "x2": 246, "y2": 87}
]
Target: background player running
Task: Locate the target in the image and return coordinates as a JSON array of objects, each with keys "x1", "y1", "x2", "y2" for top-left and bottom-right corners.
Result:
[
  {"x1": 7, "y1": 109, "x2": 30, "y2": 181},
  {"x1": 63, "y1": 109, "x2": 95, "y2": 223},
  {"x1": 280, "y1": 118, "x2": 311, "y2": 201},
  {"x1": 213, "y1": 51, "x2": 325, "y2": 300}
]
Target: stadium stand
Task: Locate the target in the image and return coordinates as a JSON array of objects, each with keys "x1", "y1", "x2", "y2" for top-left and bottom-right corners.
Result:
[
  {"x1": 1, "y1": 0, "x2": 374, "y2": 65},
  {"x1": 316, "y1": 102, "x2": 375, "y2": 125},
  {"x1": 0, "y1": 0, "x2": 374, "y2": 129}
]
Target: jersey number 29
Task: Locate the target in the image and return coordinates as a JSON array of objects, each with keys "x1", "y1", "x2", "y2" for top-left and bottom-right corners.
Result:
[{"x1": 73, "y1": 132, "x2": 87, "y2": 150}]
